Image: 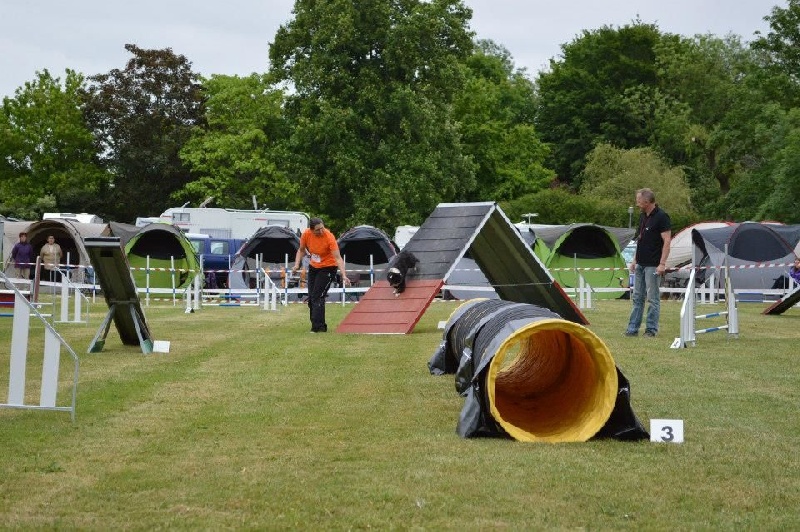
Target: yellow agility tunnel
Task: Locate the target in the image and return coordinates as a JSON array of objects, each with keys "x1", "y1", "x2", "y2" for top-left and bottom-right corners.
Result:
[{"x1": 429, "y1": 299, "x2": 647, "y2": 442}]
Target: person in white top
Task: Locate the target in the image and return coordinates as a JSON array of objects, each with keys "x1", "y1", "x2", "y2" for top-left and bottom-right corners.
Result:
[{"x1": 39, "y1": 235, "x2": 63, "y2": 283}]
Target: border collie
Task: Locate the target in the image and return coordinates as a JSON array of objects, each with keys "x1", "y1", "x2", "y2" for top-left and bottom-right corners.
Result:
[{"x1": 386, "y1": 250, "x2": 419, "y2": 295}]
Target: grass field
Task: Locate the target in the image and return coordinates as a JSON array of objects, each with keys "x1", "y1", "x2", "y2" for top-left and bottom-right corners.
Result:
[{"x1": 1, "y1": 296, "x2": 799, "y2": 529}]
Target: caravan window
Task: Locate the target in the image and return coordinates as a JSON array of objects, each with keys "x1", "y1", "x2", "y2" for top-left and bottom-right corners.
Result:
[
  {"x1": 189, "y1": 240, "x2": 202, "y2": 254},
  {"x1": 210, "y1": 241, "x2": 229, "y2": 255},
  {"x1": 172, "y1": 212, "x2": 190, "y2": 223},
  {"x1": 267, "y1": 219, "x2": 290, "y2": 228}
]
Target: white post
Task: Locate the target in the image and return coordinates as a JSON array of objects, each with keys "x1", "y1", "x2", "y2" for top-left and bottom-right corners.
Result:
[
  {"x1": 726, "y1": 276, "x2": 739, "y2": 337},
  {"x1": 194, "y1": 270, "x2": 201, "y2": 311},
  {"x1": 678, "y1": 268, "x2": 697, "y2": 347},
  {"x1": 369, "y1": 254, "x2": 374, "y2": 285},
  {"x1": 256, "y1": 253, "x2": 263, "y2": 306},
  {"x1": 73, "y1": 282, "x2": 82, "y2": 322},
  {"x1": 724, "y1": 244, "x2": 738, "y2": 337},
  {"x1": 170, "y1": 256, "x2": 177, "y2": 306},
  {"x1": 8, "y1": 292, "x2": 31, "y2": 405},
  {"x1": 284, "y1": 254, "x2": 290, "y2": 304},
  {"x1": 40, "y1": 329, "x2": 61, "y2": 407},
  {"x1": 578, "y1": 273, "x2": 592, "y2": 310},
  {"x1": 341, "y1": 254, "x2": 346, "y2": 306},
  {"x1": 60, "y1": 274, "x2": 70, "y2": 322},
  {"x1": 145, "y1": 255, "x2": 151, "y2": 307}
]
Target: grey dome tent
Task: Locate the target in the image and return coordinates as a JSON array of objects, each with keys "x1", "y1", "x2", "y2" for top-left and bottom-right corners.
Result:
[
  {"x1": 336, "y1": 225, "x2": 396, "y2": 285},
  {"x1": 692, "y1": 222, "x2": 799, "y2": 290},
  {"x1": 228, "y1": 225, "x2": 300, "y2": 290},
  {"x1": 24, "y1": 219, "x2": 110, "y2": 283}
]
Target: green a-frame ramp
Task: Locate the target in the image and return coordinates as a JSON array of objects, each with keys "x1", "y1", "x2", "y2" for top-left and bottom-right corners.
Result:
[
  {"x1": 337, "y1": 202, "x2": 587, "y2": 334},
  {"x1": 84, "y1": 237, "x2": 154, "y2": 354}
]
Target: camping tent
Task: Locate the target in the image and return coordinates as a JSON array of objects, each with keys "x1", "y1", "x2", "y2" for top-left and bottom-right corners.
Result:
[
  {"x1": 666, "y1": 221, "x2": 732, "y2": 269},
  {"x1": 20, "y1": 220, "x2": 110, "y2": 283},
  {"x1": 533, "y1": 224, "x2": 633, "y2": 299},
  {"x1": 2, "y1": 220, "x2": 35, "y2": 275},
  {"x1": 692, "y1": 222, "x2": 799, "y2": 290},
  {"x1": 337, "y1": 225, "x2": 396, "y2": 285},
  {"x1": 124, "y1": 223, "x2": 201, "y2": 290},
  {"x1": 228, "y1": 225, "x2": 300, "y2": 290}
]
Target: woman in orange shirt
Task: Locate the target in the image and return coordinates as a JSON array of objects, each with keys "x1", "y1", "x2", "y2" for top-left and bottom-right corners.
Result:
[{"x1": 292, "y1": 217, "x2": 350, "y2": 333}]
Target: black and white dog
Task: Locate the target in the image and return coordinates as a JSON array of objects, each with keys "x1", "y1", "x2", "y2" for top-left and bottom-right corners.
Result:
[{"x1": 386, "y1": 250, "x2": 419, "y2": 295}]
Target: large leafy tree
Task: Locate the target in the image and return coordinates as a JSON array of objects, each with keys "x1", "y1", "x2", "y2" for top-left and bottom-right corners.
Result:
[
  {"x1": 580, "y1": 143, "x2": 696, "y2": 230},
  {"x1": 0, "y1": 69, "x2": 106, "y2": 219},
  {"x1": 269, "y1": 0, "x2": 476, "y2": 231},
  {"x1": 751, "y1": 0, "x2": 800, "y2": 107},
  {"x1": 454, "y1": 40, "x2": 554, "y2": 202},
  {"x1": 82, "y1": 44, "x2": 205, "y2": 222},
  {"x1": 652, "y1": 34, "x2": 767, "y2": 206},
  {"x1": 177, "y1": 74, "x2": 300, "y2": 211},
  {"x1": 535, "y1": 22, "x2": 662, "y2": 187},
  {"x1": 757, "y1": 108, "x2": 800, "y2": 223}
]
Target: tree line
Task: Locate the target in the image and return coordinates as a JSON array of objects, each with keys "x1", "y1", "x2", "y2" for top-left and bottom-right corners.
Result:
[{"x1": 1, "y1": 0, "x2": 798, "y2": 235}]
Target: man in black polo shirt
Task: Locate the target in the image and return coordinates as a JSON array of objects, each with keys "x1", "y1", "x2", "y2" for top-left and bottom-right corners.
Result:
[{"x1": 625, "y1": 188, "x2": 671, "y2": 337}]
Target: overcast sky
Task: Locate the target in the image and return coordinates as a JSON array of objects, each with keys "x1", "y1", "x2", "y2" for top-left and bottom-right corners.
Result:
[{"x1": 0, "y1": 0, "x2": 781, "y2": 100}]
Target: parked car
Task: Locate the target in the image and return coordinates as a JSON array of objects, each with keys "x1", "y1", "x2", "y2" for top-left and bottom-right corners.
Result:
[
  {"x1": 187, "y1": 234, "x2": 246, "y2": 288},
  {"x1": 621, "y1": 241, "x2": 636, "y2": 266}
]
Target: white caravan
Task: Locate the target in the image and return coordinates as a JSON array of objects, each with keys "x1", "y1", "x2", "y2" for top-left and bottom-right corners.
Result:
[
  {"x1": 159, "y1": 207, "x2": 309, "y2": 239},
  {"x1": 43, "y1": 212, "x2": 104, "y2": 224}
]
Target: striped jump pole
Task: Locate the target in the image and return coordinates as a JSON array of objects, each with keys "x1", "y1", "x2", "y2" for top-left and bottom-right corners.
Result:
[{"x1": 675, "y1": 253, "x2": 739, "y2": 348}]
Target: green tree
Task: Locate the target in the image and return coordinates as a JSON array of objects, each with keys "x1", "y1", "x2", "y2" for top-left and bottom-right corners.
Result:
[
  {"x1": 535, "y1": 22, "x2": 662, "y2": 187},
  {"x1": 177, "y1": 74, "x2": 301, "y2": 211},
  {"x1": 580, "y1": 143, "x2": 695, "y2": 230},
  {"x1": 82, "y1": 44, "x2": 205, "y2": 222},
  {"x1": 653, "y1": 34, "x2": 766, "y2": 200},
  {"x1": 751, "y1": 0, "x2": 800, "y2": 107},
  {"x1": 0, "y1": 69, "x2": 106, "y2": 219},
  {"x1": 454, "y1": 40, "x2": 554, "y2": 202},
  {"x1": 268, "y1": 0, "x2": 476, "y2": 231},
  {"x1": 501, "y1": 187, "x2": 623, "y2": 227},
  {"x1": 727, "y1": 107, "x2": 800, "y2": 223}
]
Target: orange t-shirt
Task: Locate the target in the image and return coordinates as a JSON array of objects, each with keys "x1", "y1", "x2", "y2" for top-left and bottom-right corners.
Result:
[{"x1": 300, "y1": 229, "x2": 339, "y2": 268}]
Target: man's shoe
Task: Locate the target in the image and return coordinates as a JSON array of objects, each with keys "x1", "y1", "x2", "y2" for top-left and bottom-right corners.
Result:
[
  {"x1": 623, "y1": 330, "x2": 638, "y2": 337},
  {"x1": 643, "y1": 330, "x2": 657, "y2": 337}
]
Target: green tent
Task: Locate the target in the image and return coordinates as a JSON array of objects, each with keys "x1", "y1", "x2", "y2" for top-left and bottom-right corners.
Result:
[
  {"x1": 123, "y1": 223, "x2": 200, "y2": 290},
  {"x1": 533, "y1": 224, "x2": 632, "y2": 299}
]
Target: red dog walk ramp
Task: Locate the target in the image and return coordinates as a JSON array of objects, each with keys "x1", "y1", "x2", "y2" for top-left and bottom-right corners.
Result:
[{"x1": 336, "y1": 279, "x2": 443, "y2": 334}]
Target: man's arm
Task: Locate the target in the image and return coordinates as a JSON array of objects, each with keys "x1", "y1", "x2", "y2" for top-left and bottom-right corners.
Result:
[{"x1": 657, "y1": 231, "x2": 671, "y2": 275}]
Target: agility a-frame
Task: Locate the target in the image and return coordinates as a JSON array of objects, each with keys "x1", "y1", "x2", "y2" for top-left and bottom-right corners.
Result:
[
  {"x1": 84, "y1": 237, "x2": 154, "y2": 354},
  {"x1": 337, "y1": 202, "x2": 586, "y2": 334}
]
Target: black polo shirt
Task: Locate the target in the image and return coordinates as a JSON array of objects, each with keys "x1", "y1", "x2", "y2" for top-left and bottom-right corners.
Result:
[{"x1": 635, "y1": 206, "x2": 671, "y2": 267}]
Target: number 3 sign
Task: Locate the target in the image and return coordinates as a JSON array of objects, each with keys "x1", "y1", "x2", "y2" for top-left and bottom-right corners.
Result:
[{"x1": 650, "y1": 419, "x2": 684, "y2": 443}]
